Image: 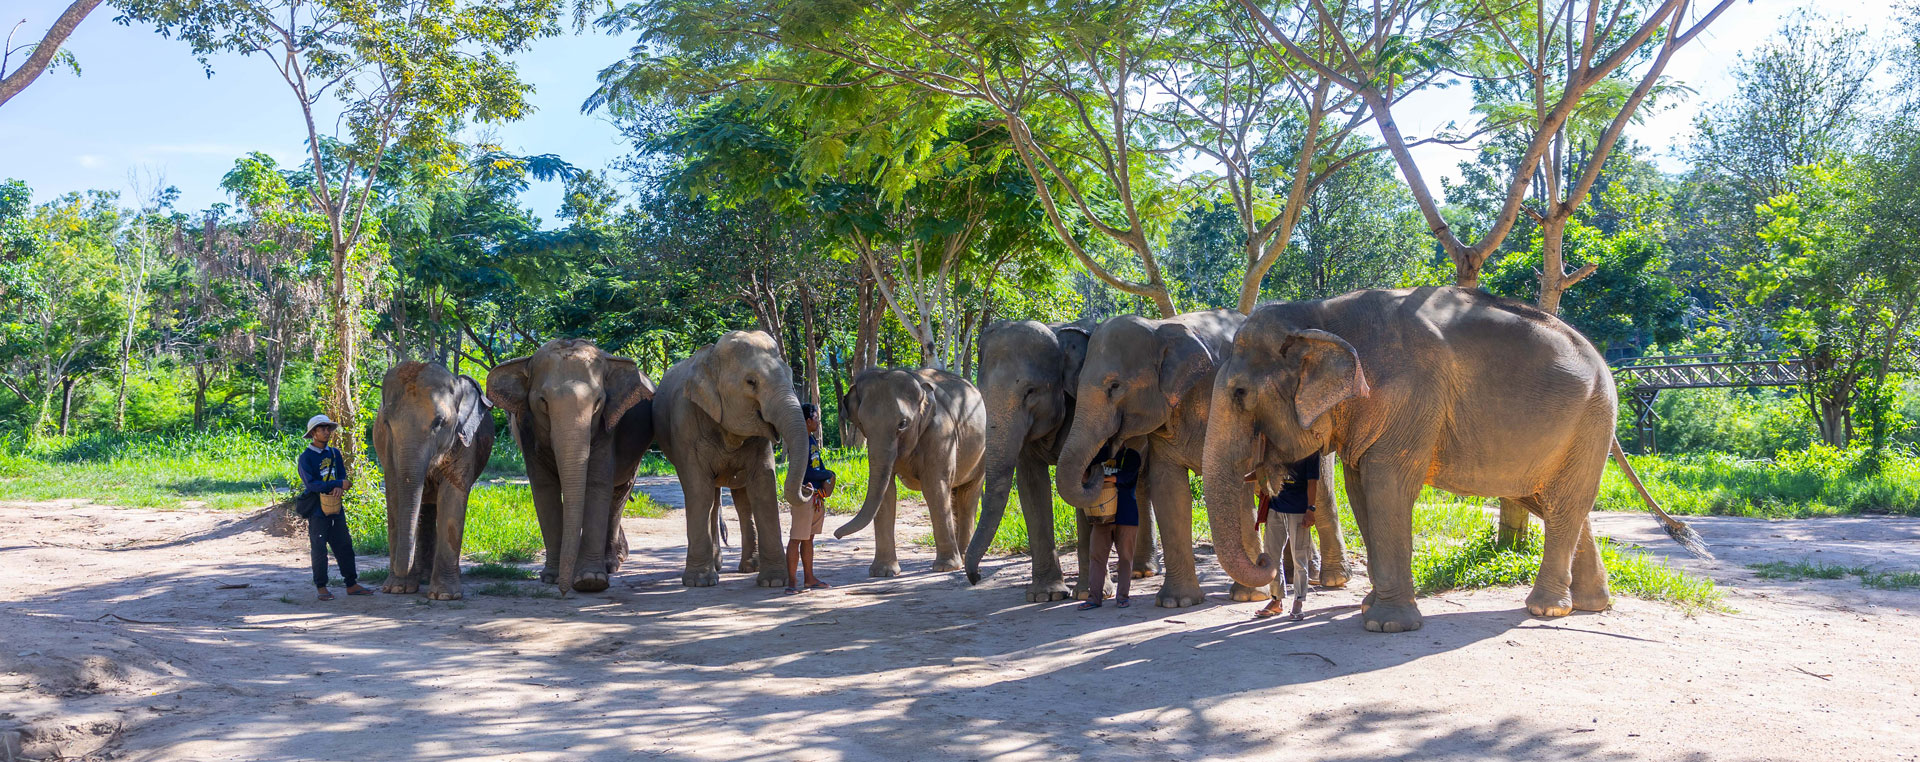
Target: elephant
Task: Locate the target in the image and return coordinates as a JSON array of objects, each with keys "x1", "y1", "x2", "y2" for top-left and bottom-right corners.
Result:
[
  {"x1": 833, "y1": 367, "x2": 986, "y2": 577},
  {"x1": 486, "y1": 339, "x2": 655, "y2": 595},
  {"x1": 371, "y1": 362, "x2": 496, "y2": 600},
  {"x1": 653, "y1": 330, "x2": 812, "y2": 588},
  {"x1": 961, "y1": 320, "x2": 1155, "y2": 602},
  {"x1": 1201, "y1": 286, "x2": 1700, "y2": 633},
  {"x1": 1053, "y1": 309, "x2": 1255, "y2": 608}
]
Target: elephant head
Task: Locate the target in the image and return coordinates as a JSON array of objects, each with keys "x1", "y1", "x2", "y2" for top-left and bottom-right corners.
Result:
[
  {"x1": 1055, "y1": 316, "x2": 1220, "y2": 509},
  {"x1": 962, "y1": 320, "x2": 1089, "y2": 581},
  {"x1": 1202, "y1": 306, "x2": 1369, "y2": 588},
  {"x1": 373, "y1": 362, "x2": 491, "y2": 581},
  {"x1": 834, "y1": 368, "x2": 938, "y2": 538},
  {"x1": 686, "y1": 330, "x2": 813, "y2": 511},
  {"x1": 486, "y1": 339, "x2": 653, "y2": 594}
]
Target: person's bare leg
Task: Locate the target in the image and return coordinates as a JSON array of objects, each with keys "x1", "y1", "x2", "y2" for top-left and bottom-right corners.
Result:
[
  {"x1": 804, "y1": 540, "x2": 826, "y2": 587},
  {"x1": 785, "y1": 540, "x2": 803, "y2": 593},
  {"x1": 1114, "y1": 524, "x2": 1139, "y2": 604}
]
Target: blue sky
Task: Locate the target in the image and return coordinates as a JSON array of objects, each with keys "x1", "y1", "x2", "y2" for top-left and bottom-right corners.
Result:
[{"x1": 0, "y1": 0, "x2": 1903, "y2": 224}]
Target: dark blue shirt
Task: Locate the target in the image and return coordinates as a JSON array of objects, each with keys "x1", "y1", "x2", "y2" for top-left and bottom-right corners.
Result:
[
  {"x1": 1264, "y1": 455, "x2": 1320, "y2": 515},
  {"x1": 802, "y1": 434, "x2": 834, "y2": 486},
  {"x1": 294, "y1": 445, "x2": 347, "y2": 518},
  {"x1": 1095, "y1": 445, "x2": 1143, "y2": 516}
]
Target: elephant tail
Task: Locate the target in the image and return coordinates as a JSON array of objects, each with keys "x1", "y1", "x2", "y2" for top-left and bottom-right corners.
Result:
[
  {"x1": 712, "y1": 490, "x2": 730, "y2": 548},
  {"x1": 1609, "y1": 438, "x2": 1712, "y2": 560}
]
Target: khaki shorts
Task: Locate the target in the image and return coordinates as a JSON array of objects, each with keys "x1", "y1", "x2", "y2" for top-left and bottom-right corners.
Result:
[{"x1": 790, "y1": 497, "x2": 826, "y2": 540}]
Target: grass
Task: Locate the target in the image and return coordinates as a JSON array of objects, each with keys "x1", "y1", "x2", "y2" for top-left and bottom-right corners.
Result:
[
  {"x1": 1597, "y1": 445, "x2": 1920, "y2": 518},
  {"x1": 1747, "y1": 560, "x2": 1920, "y2": 591},
  {"x1": 466, "y1": 562, "x2": 535, "y2": 580},
  {"x1": 0, "y1": 429, "x2": 301, "y2": 510}
]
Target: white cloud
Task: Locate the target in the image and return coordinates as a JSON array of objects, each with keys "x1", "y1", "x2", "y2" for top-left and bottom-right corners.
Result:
[{"x1": 76, "y1": 154, "x2": 105, "y2": 169}]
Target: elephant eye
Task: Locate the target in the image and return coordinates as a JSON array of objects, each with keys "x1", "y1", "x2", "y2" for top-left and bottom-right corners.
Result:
[
  {"x1": 431, "y1": 415, "x2": 445, "y2": 429},
  {"x1": 746, "y1": 378, "x2": 758, "y2": 388},
  {"x1": 897, "y1": 418, "x2": 910, "y2": 431}
]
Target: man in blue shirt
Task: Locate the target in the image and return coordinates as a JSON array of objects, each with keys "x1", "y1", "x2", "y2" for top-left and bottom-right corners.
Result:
[
  {"x1": 1079, "y1": 444, "x2": 1143, "y2": 610},
  {"x1": 1253, "y1": 454, "x2": 1319, "y2": 620},
  {"x1": 296, "y1": 415, "x2": 372, "y2": 600}
]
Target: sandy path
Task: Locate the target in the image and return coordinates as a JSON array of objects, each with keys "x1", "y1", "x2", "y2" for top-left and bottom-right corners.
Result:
[{"x1": 2, "y1": 496, "x2": 1916, "y2": 761}]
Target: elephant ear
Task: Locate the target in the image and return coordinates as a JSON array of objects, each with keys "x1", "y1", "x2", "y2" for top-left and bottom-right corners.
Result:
[
  {"x1": 1057, "y1": 323, "x2": 1091, "y2": 392},
  {"x1": 602, "y1": 355, "x2": 655, "y2": 433},
  {"x1": 688, "y1": 346, "x2": 726, "y2": 424},
  {"x1": 454, "y1": 375, "x2": 491, "y2": 448},
  {"x1": 1288, "y1": 329, "x2": 1370, "y2": 429},
  {"x1": 1156, "y1": 323, "x2": 1216, "y2": 408},
  {"x1": 485, "y1": 357, "x2": 533, "y2": 419}
]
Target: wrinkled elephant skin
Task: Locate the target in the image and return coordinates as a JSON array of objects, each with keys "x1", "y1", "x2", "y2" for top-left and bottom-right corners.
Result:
[
  {"x1": 372, "y1": 362, "x2": 495, "y2": 600},
  {"x1": 837, "y1": 367, "x2": 986, "y2": 577}
]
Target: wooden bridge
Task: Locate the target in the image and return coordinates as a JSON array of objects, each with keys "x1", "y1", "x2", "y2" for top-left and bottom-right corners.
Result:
[{"x1": 1611, "y1": 353, "x2": 1807, "y2": 454}]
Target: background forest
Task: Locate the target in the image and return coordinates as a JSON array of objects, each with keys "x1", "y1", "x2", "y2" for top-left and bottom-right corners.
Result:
[{"x1": 5, "y1": 2, "x2": 1920, "y2": 525}]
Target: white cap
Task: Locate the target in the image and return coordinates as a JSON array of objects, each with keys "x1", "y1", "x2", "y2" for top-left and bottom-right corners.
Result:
[{"x1": 305, "y1": 414, "x2": 338, "y2": 437}]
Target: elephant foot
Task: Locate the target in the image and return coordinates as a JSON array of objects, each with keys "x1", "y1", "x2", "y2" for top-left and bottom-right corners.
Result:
[
  {"x1": 573, "y1": 572, "x2": 611, "y2": 593},
  {"x1": 1155, "y1": 581, "x2": 1206, "y2": 608},
  {"x1": 1073, "y1": 581, "x2": 1111, "y2": 601},
  {"x1": 1526, "y1": 588, "x2": 1575, "y2": 618},
  {"x1": 1359, "y1": 589, "x2": 1377, "y2": 612},
  {"x1": 1572, "y1": 589, "x2": 1613, "y2": 612},
  {"x1": 1228, "y1": 582, "x2": 1271, "y2": 603},
  {"x1": 382, "y1": 578, "x2": 420, "y2": 595},
  {"x1": 1129, "y1": 563, "x2": 1158, "y2": 580},
  {"x1": 539, "y1": 567, "x2": 558, "y2": 585},
  {"x1": 1363, "y1": 599, "x2": 1424, "y2": 633},
  {"x1": 426, "y1": 588, "x2": 463, "y2": 601},
  {"x1": 605, "y1": 557, "x2": 624, "y2": 575},
  {"x1": 930, "y1": 556, "x2": 964, "y2": 573},
  {"x1": 736, "y1": 558, "x2": 759, "y2": 574},
  {"x1": 1025, "y1": 579, "x2": 1071, "y2": 603},
  {"x1": 756, "y1": 570, "x2": 790, "y2": 588},
  {"x1": 682, "y1": 569, "x2": 719, "y2": 587},
  {"x1": 1316, "y1": 563, "x2": 1351, "y2": 589},
  {"x1": 869, "y1": 560, "x2": 902, "y2": 578}
]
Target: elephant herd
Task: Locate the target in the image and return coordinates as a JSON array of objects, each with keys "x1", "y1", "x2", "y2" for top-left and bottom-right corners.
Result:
[{"x1": 369, "y1": 287, "x2": 1698, "y2": 633}]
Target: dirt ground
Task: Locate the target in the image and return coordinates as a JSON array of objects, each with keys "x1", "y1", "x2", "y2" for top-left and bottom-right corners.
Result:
[{"x1": 2, "y1": 482, "x2": 1917, "y2": 761}]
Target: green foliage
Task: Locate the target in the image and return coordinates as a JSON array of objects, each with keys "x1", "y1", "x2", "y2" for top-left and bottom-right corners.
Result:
[
  {"x1": 466, "y1": 562, "x2": 536, "y2": 580},
  {"x1": 0, "y1": 429, "x2": 297, "y2": 511},
  {"x1": 1414, "y1": 527, "x2": 1721, "y2": 610},
  {"x1": 1749, "y1": 560, "x2": 1920, "y2": 591},
  {"x1": 1598, "y1": 446, "x2": 1920, "y2": 517}
]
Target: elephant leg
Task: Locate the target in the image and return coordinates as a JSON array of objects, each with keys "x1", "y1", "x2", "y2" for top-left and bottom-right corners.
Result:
[
  {"x1": 1147, "y1": 457, "x2": 1206, "y2": 608},
  {"x1": 1016, "y1": 453, "x2": 1070, "y2": 602},
  {"x1": 1314, "y1": 454, "x2": 1351, "y2": 588},
  {"x1": 528, "y1": 456, "x2": 564, "y2": 586},
  {"x1": 942, "y1": 479, "x2": 981, "y2": 574},
  {"x1": 406, "y1": 503, "x2": 438, "y2": 594},
  {"x1": 573, "y1": 475, "x2": 616, "y2": 593},
  {"x1": 1071, "y1": 507, "x2": 1106, "y2": 600},
  {"x1": 740, "y1": 469, "x2": 789, "y2": 588},
  {"x1": 1570, "y1": 517, "x2": 1612, "y2": 612},
  {"x1": 427, "y1": 488, "x2": 469, "y2": 601},
  {"x1": 1354, "y1": 462, "x2": 1425, "y2": 633},
  {"x1": 1525, "y1": 489, "x2": 1593, "y2": 618},
  {"x1": 870, "y1": 480, "x2": 902, "y2": 577},
  {"x1": 925, "y1": 477, "x2": 962, "y2": 573},
  {"x1": 384, "y1": 497, "x2": 422, "y2": 594},
  {"x1": 1131, "y1": 466, "x2": 1158, "y2": 579},
  {"x1": 732, "y1": 488, "x2": 759, "y2": 574},
  {"x1": 679, "y1": 475, "x2": 721, "y2": 587},
  {"x1": 1342, "y1": 461, "x2": 1380, "y2": 612},
  {"x1": 605, "y1": 484, "x2": 632, "y2": 574}
]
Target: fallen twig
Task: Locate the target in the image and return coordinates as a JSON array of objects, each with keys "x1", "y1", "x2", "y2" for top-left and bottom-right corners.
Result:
[
  {"x1": 92, "y1": 613, "x2": 179, "y2": 625},
  {"x1": 1286, "y1": 651, "x2": 1337, "y2": 667},
  {"x1": 1791, "y1": 665, "x2": 1832, "y2": 681},
  {"x1": 214, "y1": 583, "x2": 250, "y2": 590}
]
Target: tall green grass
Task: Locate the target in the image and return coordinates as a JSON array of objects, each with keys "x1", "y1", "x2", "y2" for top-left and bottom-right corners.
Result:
[
  {"x1": 1598, "y1": 445, "x2": 1920, "y2": 517},
  {"x1": 0, "y1": 429, "x2": 299, "y2": 510}
]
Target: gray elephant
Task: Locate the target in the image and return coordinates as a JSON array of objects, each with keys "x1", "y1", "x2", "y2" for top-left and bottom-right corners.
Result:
[
  {"x1": 654, "y1": 330, "x2": 812, "y2": 588},
  {"x1": 834, "y1": 367, "x2": 986, "y2": 576},
  {"x1": 486, "y1": 339, "x2": 655, "y2": 595},
  {"x1": 1202, "y1": 287, "x2": 1701, "y2": 633},
  {"x1": 371, "y1": 362, "x2": 496, "y2": 600},
  {"x1": 961, "y1": 320, "x2": 1155, "y2": 602}
]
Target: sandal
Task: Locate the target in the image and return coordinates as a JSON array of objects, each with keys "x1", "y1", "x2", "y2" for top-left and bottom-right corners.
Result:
[
  {"x1": 1115, "y1": 595, "x2": 1131, "y2": 609},
  {"x1": 316, "y1": 589, "x2": 336, "y2": 601},
  {"x1": 346, "y1": 585, "x2": 374, "y2": 596},
  {"x1": 783, "y1": 586, "x2": 802, "y2": 595},
  {"x1": 1254, "y1": 602, "x2": 1283, "y2": 619},
  {"x1": 807, "y1": 581, "x2": 832, "y2": 589},
  {"x1": 1077, "y1": 598, "x2": 1103, "y2": 611}
]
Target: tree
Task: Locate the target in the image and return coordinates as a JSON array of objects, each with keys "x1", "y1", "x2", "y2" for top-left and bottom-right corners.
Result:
[
  {"x1": 112, "y1": 173, "x2": 175, "y2": 431},
  {"x1": 0, "y1": 0, "x2": 101, "y2": 109},
  {"x1": 122, "y1": 0, "x2": 592, "y2": 462},
  {"x1": 217, "y1": 154, "x2": 328, "y2": 428},
  {"x1": 0, "y1": 189, "x2": 125, "y2": 435}
]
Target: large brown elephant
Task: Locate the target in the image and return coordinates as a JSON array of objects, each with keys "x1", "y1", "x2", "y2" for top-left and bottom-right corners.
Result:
[
  {"x1": 486, "y1": 339, "x2": 655, "y2": 595},
  {"x1": 834, "y1": 367, "x2": 986, "y2": 576},
  {"x1": 654, "y1": 330, "x2": 812, "y2": 588},
  {"x1": 1202, "y1": 287, "x2": 1697, "y2": 633},
  {"x1": 1054, "y1": 309, "x2": 1253, "y2": 607},
  {"x1": 961, "y1": 320, "x2": 1155, "y2": 602},
  {"x1": 371, "y1": 362, "x2": 495, "y2": 600}
]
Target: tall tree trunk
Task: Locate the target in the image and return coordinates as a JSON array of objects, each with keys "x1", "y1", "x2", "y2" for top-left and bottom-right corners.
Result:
[
  {"x1": 329, "y1": 240, "x2": 360, "y2": 468},
  {"x1": 799, "y1": 282, "x2": 824, "y2": 419},
  {"x1": 267, "y1": 341, "x2": 287, "y2": 430},
  {"x1": 193, "y1": 358, "x2": 210, "y2": 431},
  {"x1": 58, "y1": 376, "x2": 75, "y2": 436},
  {"x1": 829, "y1": 344, "x2": 857, "y2": 448}
]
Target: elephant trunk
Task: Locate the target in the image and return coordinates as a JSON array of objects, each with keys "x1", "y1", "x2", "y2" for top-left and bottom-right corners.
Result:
[
  {"x1": 836, "y1": 432, "x2": 897, "y2": 538},
  {"x1": 965, "y1": 408, "x2": 1028, "y2": 583},
  {"x1": 1201, "y1": 398, "x2": 1276, "y2": 587},
  {"x1": 383, "y1": 454, "x2": 426, "y2": 578},
  {"x1": 1053, "y1": 407, "x2": 1111, "y2": 509},
  {"x1": 553, "y1": 416, "x2": 594, "y2": 596},
  {"x1": 771, "y1": 389, "x2": 811, "y2": 512}
]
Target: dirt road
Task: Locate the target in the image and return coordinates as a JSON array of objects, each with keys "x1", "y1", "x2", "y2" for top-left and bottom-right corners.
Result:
[{"x1": 2, "y1": 496, "x2": 1916, "y2": 761}]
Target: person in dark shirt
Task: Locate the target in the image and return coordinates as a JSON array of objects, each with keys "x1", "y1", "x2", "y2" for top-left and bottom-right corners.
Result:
[
  {"x1": 1252, "y1": 453, "x2": 1320, "y2": 620},
  {"x1": 786, "y1": 403, "x2": 834, "y2": 594},
  {"x1": 296, "y1": 414, "x2": 371, "y2": 601},
  {"x1": 1079, "y1": 444, "x2": 1143, "y2": 610}
]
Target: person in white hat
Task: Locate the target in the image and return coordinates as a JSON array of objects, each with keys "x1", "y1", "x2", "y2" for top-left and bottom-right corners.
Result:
[{"x1": 296, "y1": 414, "x2": 371, "y2": 600}]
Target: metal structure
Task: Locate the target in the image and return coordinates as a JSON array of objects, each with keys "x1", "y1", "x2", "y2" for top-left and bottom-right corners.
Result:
[{"x1": 1611, "y1": 353, "x2": 1807, "y2": 454}]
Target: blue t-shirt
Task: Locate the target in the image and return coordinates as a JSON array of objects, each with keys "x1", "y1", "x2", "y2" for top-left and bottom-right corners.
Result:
[
  {"x1": 1264, "y1": 455, "x2": 1320, "y2": 515},
  {"x1": 294, "y1": 445, "x2": 347, "y2": 517}
]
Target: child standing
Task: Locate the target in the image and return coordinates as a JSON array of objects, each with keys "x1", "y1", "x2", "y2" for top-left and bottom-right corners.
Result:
[
  {"x1": 296, "y1": 415, "x2": 371, "y2": 601},
  {"x1": 785, "y1": 404, "x2": 835, "y2": 595}
]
